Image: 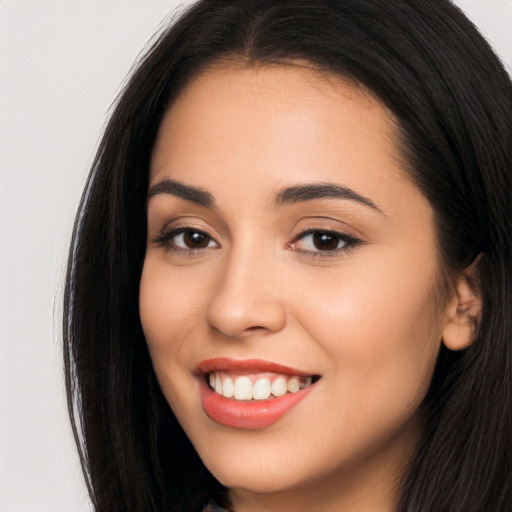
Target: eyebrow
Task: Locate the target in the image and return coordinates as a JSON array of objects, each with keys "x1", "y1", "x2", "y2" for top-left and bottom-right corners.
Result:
[
  {"x1": 147, "y1": 179, "x2": 215, "y2": 208},
  {"x1": 275, "y1": 182, "x2": 383, "y2": 214},
  {"x1": 148, "y1": 178, "x2": 383, "y2": 214}
]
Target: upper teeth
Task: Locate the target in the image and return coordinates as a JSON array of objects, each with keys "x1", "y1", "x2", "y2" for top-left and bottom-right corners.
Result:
[{"x1": 208, "y1": 372, "x2": 313, "y2": 401}]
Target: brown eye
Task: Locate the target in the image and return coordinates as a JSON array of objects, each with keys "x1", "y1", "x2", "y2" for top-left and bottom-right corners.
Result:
[
  {"x1": 290, "y1": 229, "x2": 361, "y2": 258},
  {"x1": 181, "y1": 230, "x2": 211, "y2": 249},
  {"x1": 299, "y1": 231, "x2": 348, "y2": 251},
  {"x1": 311, "y1": 232, "x2": 342, "y2": 251},
  {"x1": 153, "y1": 227, "x2": 219, "y2": 252}
]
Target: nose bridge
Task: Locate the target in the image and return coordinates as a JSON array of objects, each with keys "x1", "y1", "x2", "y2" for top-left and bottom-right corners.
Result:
[{"x1": 206, "y1": 233, "x2": 286, "y2": 338}]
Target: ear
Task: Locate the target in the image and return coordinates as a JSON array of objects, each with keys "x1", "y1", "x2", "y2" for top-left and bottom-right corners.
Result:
[{"x1": 442, "y1": 274, "x2": 482, "y2": 351}]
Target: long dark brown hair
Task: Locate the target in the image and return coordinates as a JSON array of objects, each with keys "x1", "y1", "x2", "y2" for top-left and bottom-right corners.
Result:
[{"x1": 64, "y1": 1, "x2": 511, "y2": 510}]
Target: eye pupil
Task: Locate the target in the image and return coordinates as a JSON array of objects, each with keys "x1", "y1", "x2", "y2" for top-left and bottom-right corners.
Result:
[
  {"x1": 313, "y1": 232, "x2": 340, "y2": 251},
  {"x1": 184, "y1": 230, "x2": 210, "y2": 248}
]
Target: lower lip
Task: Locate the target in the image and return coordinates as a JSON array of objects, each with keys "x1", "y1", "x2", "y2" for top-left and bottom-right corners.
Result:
[{"x1": 199, "y1": 380, "x2": 315, "y2": 430}]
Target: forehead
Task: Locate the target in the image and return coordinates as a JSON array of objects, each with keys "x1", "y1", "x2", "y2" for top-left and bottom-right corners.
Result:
[{"x1": 151, "y1": 63, "x2": 401, "y2": 179}]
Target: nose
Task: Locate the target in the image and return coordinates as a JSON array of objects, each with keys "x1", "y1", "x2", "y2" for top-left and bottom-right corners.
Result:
[{"x1": 205, "y1": 245, "x2": 287, "y2": 339}]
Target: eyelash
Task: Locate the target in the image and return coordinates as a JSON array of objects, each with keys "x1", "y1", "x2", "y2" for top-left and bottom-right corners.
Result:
[
  {"x1": 153, "y1": 224, "x2": 218, "y2": 255},
  {"x1": 153, "y1": 225, "x2": 362, "y2": 259},
  {"x1": 289, "y1": 229, "x2": 362, "y2": 259}
]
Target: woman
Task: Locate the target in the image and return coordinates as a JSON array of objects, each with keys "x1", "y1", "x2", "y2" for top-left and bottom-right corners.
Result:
[{"x1": 64, "y1": 1, "x2": 511, "y2": 511}]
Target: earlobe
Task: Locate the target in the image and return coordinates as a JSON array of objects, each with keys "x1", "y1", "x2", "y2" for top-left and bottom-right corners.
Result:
[{"x1": 442, "y1": 275, "x2": 482, "y2": 351}]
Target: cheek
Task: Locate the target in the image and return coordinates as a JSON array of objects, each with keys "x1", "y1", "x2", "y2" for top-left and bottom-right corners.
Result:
[
  {"x1": 291, "y1": 251, "x2": 444, "y2": 409},
  {"x1": 139, "y1": 258, "x2": 211, "y2": 440},
  {"x1": 139, "y1": 258, "x2": 197, "y2": 394},
  {"x1": 140, "y1": 263, "x2": 175, "y2": 354},
  {"x1": 139, "y1": 255, "x2": 204, "y2": 347}
]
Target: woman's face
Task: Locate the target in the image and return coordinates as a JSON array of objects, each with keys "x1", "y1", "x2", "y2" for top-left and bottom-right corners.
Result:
[{"x1": 140, "y1": 64, "x2": 450, "y2": 509}]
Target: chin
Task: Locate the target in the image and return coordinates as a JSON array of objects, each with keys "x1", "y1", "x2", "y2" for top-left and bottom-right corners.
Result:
[
  {"x1": 189, "y1": 432, "x2": 305, "y2": 493},
  {"x1": 195, "y1": 432, "x2": 341, "y2": 499},
  {"x1": 208, "y1": 462, "x2": 304, "y2": 495}
]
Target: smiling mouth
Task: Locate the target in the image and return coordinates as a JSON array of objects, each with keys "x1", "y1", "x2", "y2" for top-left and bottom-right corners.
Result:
[
  {"x1": 207, "y1": 372, "x2": 318, "y2": 401},
  {"x1": 197, "y1": 359, "x2": 321, "y2": 429}
]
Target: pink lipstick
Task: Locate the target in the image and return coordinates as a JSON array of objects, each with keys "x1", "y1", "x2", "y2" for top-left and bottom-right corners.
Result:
[{"x1": 197, "y1": 358, "x2": 319, "y2": 430}]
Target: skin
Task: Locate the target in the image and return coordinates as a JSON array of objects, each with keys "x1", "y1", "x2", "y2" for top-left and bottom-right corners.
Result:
[{"x1": 139, "y1": 63, "x2": 476, "y2": 512}]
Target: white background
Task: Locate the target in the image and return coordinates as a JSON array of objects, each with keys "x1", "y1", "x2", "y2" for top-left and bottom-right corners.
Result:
[{"x1": 1, "y1": 1, "x2": 510, "y2": 511}]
